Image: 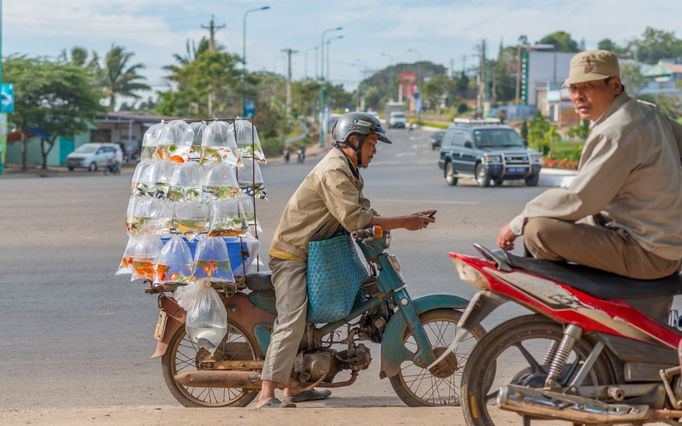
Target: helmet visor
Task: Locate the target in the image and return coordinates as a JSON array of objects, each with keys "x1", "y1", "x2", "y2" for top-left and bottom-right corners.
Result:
[{"x1": 371, "y1": 123, "x2": 392, "y2": 144}]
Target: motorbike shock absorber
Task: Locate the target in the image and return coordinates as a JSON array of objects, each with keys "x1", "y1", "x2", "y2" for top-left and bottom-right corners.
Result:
[{"x1": 545, "y1": 324, "x2": 583, "y2": 389}]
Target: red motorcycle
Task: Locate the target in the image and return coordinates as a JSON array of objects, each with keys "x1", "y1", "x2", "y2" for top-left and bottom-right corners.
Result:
[{"x1": 430, "y1": 244, "x2": 682, "y2": 425}]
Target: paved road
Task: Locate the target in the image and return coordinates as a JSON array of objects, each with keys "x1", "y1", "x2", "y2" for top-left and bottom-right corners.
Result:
[{"x1": 1, "y1": 128, "x2": 546, "y2": 411}]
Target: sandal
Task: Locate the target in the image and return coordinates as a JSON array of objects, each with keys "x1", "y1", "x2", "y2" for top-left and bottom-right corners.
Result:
[
  {"x1": 286, "y1": 388, "x2": 332, "y2": 403},
  {"x1": 256, "y1": 398, "x2": 297, "y2": 409}
]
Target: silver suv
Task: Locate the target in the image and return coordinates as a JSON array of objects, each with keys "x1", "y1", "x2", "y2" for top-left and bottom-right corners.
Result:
[{"x1": 437, "y1": 119, "x2": 543, "y2": 187}]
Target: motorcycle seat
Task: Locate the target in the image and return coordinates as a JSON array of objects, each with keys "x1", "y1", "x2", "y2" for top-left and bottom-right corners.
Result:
[
  {"x1": 245, "y1": 272, "x2": 273, "y2": 292},
  {"x1": 502, "y1": 251, "x2": 682, "y2": 300}
]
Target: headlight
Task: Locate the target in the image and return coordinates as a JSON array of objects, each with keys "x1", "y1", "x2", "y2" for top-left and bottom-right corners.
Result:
[
  {"x1": 452, "y1": 258, "x2": 489, "y2": 290},
  {"x1": 531, "y1": 155, "x2": 543, "y2": 164},
  {"x1": 482, "y1": 154, "x2": 502, "y2": 164}
]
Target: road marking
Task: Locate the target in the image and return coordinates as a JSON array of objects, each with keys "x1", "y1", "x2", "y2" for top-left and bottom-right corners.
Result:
[
  {"x1": 372, "y1": 198, "x2": 479, "y2": 205},
  {"x1": 395, "y1": 152, "x2": 416, "y2": 157},
  {"x1": 371, "y1": 160, "x2": 435, "y2": 166}
]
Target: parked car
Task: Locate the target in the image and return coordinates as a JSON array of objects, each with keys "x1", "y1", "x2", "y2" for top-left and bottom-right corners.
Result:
[
  {"x1": 430, "y1": 131, "x2": 445, "y2": 150},
  {"x1": 66, "y1": 143, "x2": 123, "y2": 172},
  {"x1": 437, "y1": 118, "x2": 542, "y2": 187},
  {"x1": 388, "y1": 111, "x2": 407, "y2": 129}
]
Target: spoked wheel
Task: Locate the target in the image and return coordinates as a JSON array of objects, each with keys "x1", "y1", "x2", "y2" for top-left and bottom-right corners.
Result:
[
  {"x1": 461, "y1": 315, "x2": 615, "y2": 426},
  {"x1": 161, "y1": 321, "x2": 260, "y2": 407},
  {"x1": 445, "y1": 162, "x2": 458, "y2": 186},
  {"x1": 390, "y1": 309, "x2": 486, "y2": 406}
]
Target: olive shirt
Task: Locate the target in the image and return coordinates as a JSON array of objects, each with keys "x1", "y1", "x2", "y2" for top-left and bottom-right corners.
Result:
[
  {"x1": 269, "y1": 148, "x2": 374, "y2": 261},
  {"x1": 510, "y1": 92, "x2": 682, "y2": 261}
]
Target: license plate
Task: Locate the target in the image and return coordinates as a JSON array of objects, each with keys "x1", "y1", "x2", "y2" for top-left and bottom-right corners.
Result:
[
  {"x1": 154, "y1": 311, "x2": 168, "y2": 341},
  {"x1": 508, "y1": 167, "x2": 527, "y2": 174}
]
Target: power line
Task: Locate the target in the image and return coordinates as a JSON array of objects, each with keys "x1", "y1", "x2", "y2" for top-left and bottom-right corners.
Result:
[{"x1": 201, "y1": 14, "x2": 225, "y2": 51}]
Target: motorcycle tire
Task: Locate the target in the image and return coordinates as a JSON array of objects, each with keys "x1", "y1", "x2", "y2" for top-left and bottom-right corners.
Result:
[
  {"x1": 161, "y1": 321, "x2": 260, "y2": 407},
  {"x1": 389, "y1": 309, "x2": 486, "y2": 407},
  {"x1": 461, "y1": 315, "x2": 615, "y2": 426}
]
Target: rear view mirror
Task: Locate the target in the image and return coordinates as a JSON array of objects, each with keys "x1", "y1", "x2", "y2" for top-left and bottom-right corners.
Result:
[{"x1": 464, "y1": 141, "x2": 473, "y2": 149}]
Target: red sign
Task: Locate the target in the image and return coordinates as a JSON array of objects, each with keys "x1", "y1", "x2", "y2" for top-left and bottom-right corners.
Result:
[{"x1": 399, "y1": 72, "x2": 417, "y2": 98}]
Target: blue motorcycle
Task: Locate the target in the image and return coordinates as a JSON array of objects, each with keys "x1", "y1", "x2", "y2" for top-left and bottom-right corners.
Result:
[{"x1": 152, "y1": 226, "x2": 483, "y2": 407}]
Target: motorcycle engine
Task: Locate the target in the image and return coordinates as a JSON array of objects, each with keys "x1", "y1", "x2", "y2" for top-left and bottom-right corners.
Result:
[
  {"x1": 293, "y1": 350, "x2": 339, "y2": 384},
  {"x1": 358, "y1": 304, "x2": 392, "y2": 343}
]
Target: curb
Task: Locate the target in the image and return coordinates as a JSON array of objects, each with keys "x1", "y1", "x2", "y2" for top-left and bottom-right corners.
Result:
[{"x1": 539, "y1": 168, "x2": 576, "y2": 188}]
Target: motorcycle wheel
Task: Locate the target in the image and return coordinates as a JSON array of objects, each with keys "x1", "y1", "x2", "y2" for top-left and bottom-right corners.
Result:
[
  {"x1": 389, "y1": 309, "x2": 486, "y2": 407},
  {"x1": 161, "y1": 321, "x2": 259, "y2": 407},
  {"x1": 461, "y1": 315, "x2": 615, "y2": 426}
]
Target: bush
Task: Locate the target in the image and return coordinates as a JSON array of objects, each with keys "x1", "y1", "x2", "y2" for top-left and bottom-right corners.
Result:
[{"x1": 547, "y1": 140, "x2": 583, "y2": 162}]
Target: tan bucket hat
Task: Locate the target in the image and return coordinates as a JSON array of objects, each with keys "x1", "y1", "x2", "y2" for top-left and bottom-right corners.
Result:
[{"x1": 564, "y1": 49, "x2": 620, "y2": 86}]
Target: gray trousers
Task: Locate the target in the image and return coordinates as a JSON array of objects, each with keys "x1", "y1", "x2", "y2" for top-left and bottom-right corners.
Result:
[{"x1": 260, "y1": 258, "x2": 308, "y2": 385}]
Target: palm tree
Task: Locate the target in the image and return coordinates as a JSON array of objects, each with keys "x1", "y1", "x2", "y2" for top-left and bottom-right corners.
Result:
[
  {"x1": 101, "y1": 45, "x2": 150, "y2": 111},
  {"x1": 163, "y1": 37, "x2": 211, "y2": 84}
]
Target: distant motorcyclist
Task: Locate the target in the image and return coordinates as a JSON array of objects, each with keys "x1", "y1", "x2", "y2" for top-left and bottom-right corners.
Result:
[
  {"x1": 297, "y1": 145, "x2": 306, "y2": 164},
  {"x1": 256, "y1": 112, "x2": 435, "y2": 408}
]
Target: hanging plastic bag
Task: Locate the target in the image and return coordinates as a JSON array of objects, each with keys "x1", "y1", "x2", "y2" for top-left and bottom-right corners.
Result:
[
  {"x1": 233, "y1": 119, "x2": 266, "y2": 163},
  {"x1": 238, "y1": 160, "x2": 267, "y2": 200},
  {"x1": 154, "y1": 235, "x2": 193, "y2": 285},
  {"x1": 152, "y1": 160, "x2": 178, "y2": 199},
  {"x1": 192, "y1": 236, "x2": 235, "y2": 284},
  {"x1": 232, "y1": 236, "x2": 261, "y2": 276},
  {"x1": 169, "y1": 161, "x2": 202, "y2": 202},
  {"x1": 131, "y1": 160, "x2": 153, "y2": 196},
  {"x1": 188, "y1": 121, "x2": 206, "y2": 163},
  {"x1": 175, "y1": 281, "x2": 227, "y2": 354},
  {"x1": 202, "y1": 163, "x2": 240, "y2": 201},
  {"x1": 239, "y1": 198, "x2": 262, "y2": 236},
  {"x1": 125, "y1": 196, "x2": 152, "y2": 235},
  {"x1": 174, "y1": 200, "x2": 208, "y2": 240},
  {"x1": 208, "y1": 199, "x2": 248, "y2": 237},
  {"x1": 147, "y1": 198, "x2": 174, "y2": 235},
  {"x1": 156, "y1": 120, "x2": 193, "y2": 163},
  {"x1": 116, "y1": 235, "x2": 139, "y2": 275},
  {"x1": 131, "y1": 234, "x2": 164, "y2": 281},
  {"x1": 141, "y1": 122, "x2": 165, "y2": 160},
  {"x1": 200, "y1": 121, "x2": 241, "y2": 166}
]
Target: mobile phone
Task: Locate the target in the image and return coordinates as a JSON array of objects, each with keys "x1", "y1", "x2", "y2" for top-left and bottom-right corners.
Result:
[{"x1": 427, "y1": 210, "x2": 437, "y2": 218}]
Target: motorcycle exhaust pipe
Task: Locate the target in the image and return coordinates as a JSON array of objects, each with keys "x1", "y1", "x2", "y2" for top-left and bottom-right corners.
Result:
[
  {"x1": 174, "y1": 370, "x2": 262, "y2": 390},
  {"x1": 498, "y1": 384, "x2": 650, "y2": 424}
]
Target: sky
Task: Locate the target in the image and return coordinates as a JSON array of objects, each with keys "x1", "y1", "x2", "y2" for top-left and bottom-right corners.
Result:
[{"x1": 6, "y1": 0, "x2": 681, "y2": 100}]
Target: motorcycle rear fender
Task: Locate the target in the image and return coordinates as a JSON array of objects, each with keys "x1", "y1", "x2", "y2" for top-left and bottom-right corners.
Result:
[
  {"x1": 380, "y1": 294, "x2": 469, "y2": 379},
  {"x1": 151, "y1": 292, "x2": 276, "y2": 358}
]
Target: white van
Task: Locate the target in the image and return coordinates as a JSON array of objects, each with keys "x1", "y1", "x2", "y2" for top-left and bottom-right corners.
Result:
[
  {"x1": 388, "y1": 111, "x2": 407, "y2": 129},
  {"x1": 66, "y1": 143, "x2": 123, "y2": 172}
]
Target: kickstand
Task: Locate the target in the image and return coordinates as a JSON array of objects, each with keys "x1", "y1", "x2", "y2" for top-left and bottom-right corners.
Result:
[{"x1": 522, "y1": 416, "x2": 531, "y2": 426}]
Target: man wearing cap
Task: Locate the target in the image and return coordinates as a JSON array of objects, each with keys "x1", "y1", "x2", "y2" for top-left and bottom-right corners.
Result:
[
  {"x1": 497, "y1": 49, "x2": 682, "y2": 282},
  {"x1": 256, "y1": 112, "x2": 435, "y2": 408}
]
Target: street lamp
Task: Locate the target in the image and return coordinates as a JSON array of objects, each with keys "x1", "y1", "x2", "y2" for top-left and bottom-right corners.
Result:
[
  {"x1": 380, "y1": 52, "x2": 395, "y2": 101},
  {"x1": 325, "y1": 35, "x2": 344, "y2": 82},
  {"x1": 242, "y1": 5, "x2": 270, "y2": 116},
  {"x1": 304, "y1": 45, "x2": 318, "y2": 80},
  {"x1": 318, "y1": 26, "x2": 343, "y2": 147}
]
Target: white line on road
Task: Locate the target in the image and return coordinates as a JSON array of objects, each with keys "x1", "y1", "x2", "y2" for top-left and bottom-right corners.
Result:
[
  {"x1": 371, "y1": 160, "x2": 435, "y2": 166},
  {"x1": 372, "y1": 198, "x2": 479, "y2": 205},
  {"x1": 395, "y1": 152, "x2": 417, "y2": 157}
]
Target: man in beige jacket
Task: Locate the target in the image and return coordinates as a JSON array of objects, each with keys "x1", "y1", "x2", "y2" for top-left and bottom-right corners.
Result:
[
  {"x1": 498, "y1": 49, "x2": 682, "y2": 281},
  {"x1": 256, "y1": 112, "x2": 435, "y2": 408}
]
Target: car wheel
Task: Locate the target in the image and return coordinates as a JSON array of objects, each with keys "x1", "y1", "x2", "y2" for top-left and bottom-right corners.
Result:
[
  {"x1": 493, "y1": 177, "x2": 504, "y2": 186},
  {"x1": 475, "y1": 163, "x2": 491, "y2": 187},
  {"x1": 525, "y1": 174, "x2": 539, "y2": 186},
  {"x1": 88, "y1": 162, "x2": 97, "y2": 172},
  {"x1": 445, "y1": 162, "x2": 458, "y2": 186}
]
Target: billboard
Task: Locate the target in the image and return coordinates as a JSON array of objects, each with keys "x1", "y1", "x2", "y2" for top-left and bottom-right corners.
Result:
[
  {"x1": 1, "y1": 84, "x2": 14, "y2": 113},
  {"x1": 399, "y1": 72, "x2": 417, "y2": 99}
]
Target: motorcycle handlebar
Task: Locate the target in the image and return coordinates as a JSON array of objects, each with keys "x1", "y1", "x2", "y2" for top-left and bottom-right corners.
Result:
[{"x1": 351, "y1": 226, "x2": 385, "y2": 241}]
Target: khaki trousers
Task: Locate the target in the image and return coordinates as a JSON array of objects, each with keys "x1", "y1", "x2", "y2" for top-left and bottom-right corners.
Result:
[
  {"x1": 260, "y1": 258, "x2": 308, "y2": 385},
  {"x1": 523, "y1": 218, "x2": 680, "y2": 280}
]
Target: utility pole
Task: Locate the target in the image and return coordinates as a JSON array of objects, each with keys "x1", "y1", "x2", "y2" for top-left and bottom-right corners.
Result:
[
  {"x1": 201, "y1": 15, "x2": 225, "y2": 51},
  {"x1": 281, "y1": 48, "x2": 298, "y2": 117}
]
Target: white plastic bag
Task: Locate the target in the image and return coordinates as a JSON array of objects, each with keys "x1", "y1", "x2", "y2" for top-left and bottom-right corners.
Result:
[
  {"x1": 154, "y1": 235, "x2": 193, "y2": 285},
  {"x1": 200, "y1": 121, "x2": 241, "y2": 166},
  {"x1": 233, "y1": 119, "x2": 266, "y2": 163},
  {"x1": 175, "y1": 282, "x2": 227, "y2": 355}
]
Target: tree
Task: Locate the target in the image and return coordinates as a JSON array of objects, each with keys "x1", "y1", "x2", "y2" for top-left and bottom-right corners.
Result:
[
  {"x1": 597, "y1": 38, "x2": 622, "y2": 54},
  {"x1": 538, "y1": 31, "x2": 579, "y2": 52},
  {"x1": 629, "y1": 27, "x2": 682, "y2": 64},
  {"x1": 156, "y1": 50, "x2": 242, "y2": 117},
  {"x1": 99, "y1": 45, "x2": 150, "y2": 111},
  {"x1": 620, "y1": 62, "x2": 646, "y2": 95},
  {"x1": 5, "y1": 56, "x2": 102, "y2": 169}
]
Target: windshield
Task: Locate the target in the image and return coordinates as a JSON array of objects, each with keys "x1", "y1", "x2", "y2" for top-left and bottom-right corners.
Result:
[
  {"x1": 75, "y1": 144, "x2": 99, "y2": 154},
  {"x1": 391, "y1": 113, "x2": 405, "y2": 118},
  {"x1": 473, "y1": 129, "x2": 523, "y2": 148}
]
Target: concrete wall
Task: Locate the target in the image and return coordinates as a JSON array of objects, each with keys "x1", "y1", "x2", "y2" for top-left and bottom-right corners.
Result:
[{"x1": 527, "y1": 51, "x2": 573, "y2": 107}]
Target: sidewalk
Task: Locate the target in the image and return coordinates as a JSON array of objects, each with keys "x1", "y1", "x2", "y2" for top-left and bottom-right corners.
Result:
[
  {"x1": 539, "y1": 168, "x2": 577, "y2": 188},
  {"x1": 0, "y1": 406, "x2": 525, "y2": 426}
]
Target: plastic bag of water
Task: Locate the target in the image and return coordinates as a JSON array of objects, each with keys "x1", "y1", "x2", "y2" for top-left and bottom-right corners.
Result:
[{"x1": 175, "y1": 281, "x2": 227, "y2": 354}]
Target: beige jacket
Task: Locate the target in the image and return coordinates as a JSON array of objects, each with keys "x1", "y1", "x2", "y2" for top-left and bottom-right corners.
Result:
[
  {"x1": 269, "y1": 148, "x2": 374, "y2": 261},
  {"x1": 510, "y1": 92, "x2": 682, "y2": 261}
]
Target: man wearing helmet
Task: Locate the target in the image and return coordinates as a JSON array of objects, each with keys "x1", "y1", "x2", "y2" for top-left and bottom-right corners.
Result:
[{"x1": 256, "y1": 112, "x2": 435, "y2": 408}]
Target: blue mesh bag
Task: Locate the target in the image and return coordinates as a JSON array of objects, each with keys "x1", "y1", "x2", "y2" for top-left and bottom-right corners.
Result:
[{"x1": 306, "y1": 234, "x2": 368, "y2": 323}]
